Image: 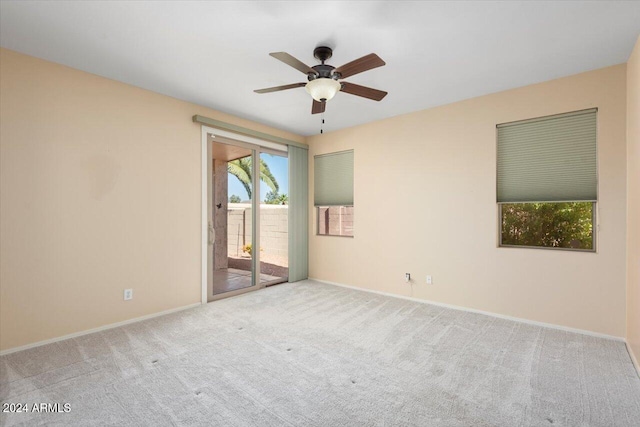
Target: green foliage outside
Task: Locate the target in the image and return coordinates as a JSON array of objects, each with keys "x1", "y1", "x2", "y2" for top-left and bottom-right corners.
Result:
[
  {"x1": 501, "y1": 202, "x2": 593, "y2": 250},
  {"x1": 241, "y1": 244, "x2": 262, "y2": 257},
  {"x1": 227, "y1": 156, "x2": 278, "y2": 199},
  {"x1": 264, "y1": 191, "x2": 288, "y2": 205},
  {"x1": 229, "y1": 194, "x2": 241, "y2": 203}
]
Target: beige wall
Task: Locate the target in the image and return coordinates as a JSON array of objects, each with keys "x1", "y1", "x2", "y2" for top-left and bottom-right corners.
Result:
[
  {"x1": 627, "y1": 36, "x2": 640, "y2": 365},
  {"x1": 307, "y1": 64, "x2": 628, "y2": 337},
  {"x1": 0, "y1": 48, "x2": 303, "y2": 351}
]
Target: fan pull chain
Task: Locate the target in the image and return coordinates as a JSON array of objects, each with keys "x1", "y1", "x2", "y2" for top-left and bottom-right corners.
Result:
[{"x1": 320, "y1": 111, "x2": 325, "y2": 134}]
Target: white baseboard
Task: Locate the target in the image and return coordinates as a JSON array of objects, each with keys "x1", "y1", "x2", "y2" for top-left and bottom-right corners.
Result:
[
  {"x1": 308, "y1": 278, "x2": 625, "y2": 342},
  {"x1": 627, "y1": 344, "x2": 640, "y2": 379},
  {"x1": 0, "y1": 302, "x2": 202, "y2": 356}
]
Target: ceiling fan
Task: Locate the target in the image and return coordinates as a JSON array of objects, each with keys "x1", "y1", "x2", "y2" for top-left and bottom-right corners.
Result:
[{"x1": 254, "y1": 46, "x2": 387, "y2": 114}]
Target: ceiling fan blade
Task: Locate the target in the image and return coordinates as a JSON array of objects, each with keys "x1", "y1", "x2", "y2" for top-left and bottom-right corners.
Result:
[
  {"x1": 340, "y1": 82, "x2": 387, "y2": 101},
  {"x1": 335, "y1": 53, "x2": 385, "y2": 79},
  {"x1": 270, "y1": 52, "x2": 317, "y2": 75},
  {"x1": 254, "y1": 82, "x2": 306, "y2": 94},
  {"x1": 312, "y1": 100, "x2": 326, "y2": 114}
]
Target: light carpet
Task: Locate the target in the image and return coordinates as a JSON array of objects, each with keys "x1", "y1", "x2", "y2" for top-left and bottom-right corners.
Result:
[{"x1": 1, "y1": 280, "x2": 639, "y2": 426}]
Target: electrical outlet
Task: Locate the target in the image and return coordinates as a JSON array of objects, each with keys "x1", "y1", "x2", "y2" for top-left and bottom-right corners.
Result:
[
  {"x1": 426, "y1": 275, "x2": 433, "y2": 285},
  {"x1": 405, "y1": 273, "x2": 411, "y2": 283},
  {"x1": 124, "y1": 289, "x2": 133, "y2": 301}
]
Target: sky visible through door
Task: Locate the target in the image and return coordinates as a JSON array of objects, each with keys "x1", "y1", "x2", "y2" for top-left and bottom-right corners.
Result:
[{"x1": 228, "y1": 154, "x2": 288, "y2": 203}]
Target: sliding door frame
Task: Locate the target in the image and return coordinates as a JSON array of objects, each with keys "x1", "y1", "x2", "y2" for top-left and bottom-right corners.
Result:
[{"x1": 200, "y1": 125, "x2": 288, "y2": 304}]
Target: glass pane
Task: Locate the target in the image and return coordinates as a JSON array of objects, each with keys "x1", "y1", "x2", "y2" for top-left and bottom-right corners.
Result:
[
  {"x1": 500, "y1": 202, "x2": 594, "y2": 250},
  {"x1": 259, "y1": 152, "x2": 289, "y2": 285},
  {"x1": 317, "y1": 206, "x2": 354, "y2": 237},
  {"x1": 212, "y1": 146, "x2": 255, "y2": 295}
]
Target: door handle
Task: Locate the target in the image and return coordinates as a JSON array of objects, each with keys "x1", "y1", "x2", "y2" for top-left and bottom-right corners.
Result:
[{"x1": 208, "y1": 221, "x2": 215, "y2": 245}]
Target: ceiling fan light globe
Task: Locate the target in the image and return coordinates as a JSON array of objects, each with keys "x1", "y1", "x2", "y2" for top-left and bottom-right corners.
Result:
[{"x1": 305, "y1": 78, "x2": 341, "y2": 102}]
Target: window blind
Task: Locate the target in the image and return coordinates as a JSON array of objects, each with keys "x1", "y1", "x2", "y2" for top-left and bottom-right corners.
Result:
[
  {"x1": 288, "y1": 145, "x2": 308, "y2": 282},
  {"x1": 497, "y1": 109, "x2": 597, "y2": 203},
  {"x1": 314, "y1": 150, "x2": 354, "y2": 206}
]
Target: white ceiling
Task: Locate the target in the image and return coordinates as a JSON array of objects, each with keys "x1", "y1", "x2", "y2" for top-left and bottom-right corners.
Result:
[{"x1": 1, "y1": 1, "x2": 639, "y2": 136}]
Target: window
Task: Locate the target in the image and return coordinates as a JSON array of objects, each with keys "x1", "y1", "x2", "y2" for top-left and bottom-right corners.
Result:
[
  {"x1": 497, "y1": 109, "x2": 597, "y2": 251},
  {"x1": 317, "y1": 206, "x2": 354, "y2": 237},
  {"x1": 500, "y1": 202, "x2": 594, "y2": 250},
  {"x1": 314, "y1": 150, "x2": 354, "y2": 237}
]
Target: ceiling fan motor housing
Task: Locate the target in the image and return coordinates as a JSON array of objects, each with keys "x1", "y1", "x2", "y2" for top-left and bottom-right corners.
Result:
[
  {"x1": 309, "y1": 46, "x2": 341, "y2": 81},
  {"x1": 308, "y1": 64, "x2": 340, "y2": 81}
]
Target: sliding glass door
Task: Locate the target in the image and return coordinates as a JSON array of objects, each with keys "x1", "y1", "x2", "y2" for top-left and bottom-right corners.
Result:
[
  {"x1": 209, "y1": 139, "x2": 256, "y2": 299},
  {"x1": 207, "y1": 135, "x2": 288, "y2": 301},
  {"x1": 258, "y1": 151, "x2": 289, "y2": 285}
]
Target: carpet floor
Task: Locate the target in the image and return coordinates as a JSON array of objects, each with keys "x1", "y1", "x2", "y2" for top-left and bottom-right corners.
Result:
[{"x1": 1, "y1": 280, "x2": 639, "y2": 426}]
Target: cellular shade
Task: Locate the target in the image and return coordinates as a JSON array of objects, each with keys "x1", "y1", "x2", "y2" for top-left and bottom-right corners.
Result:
[
  {"x1": 314, "y1": 150, "x2": 354, "y2": 206},
  {"x1": 497, "y1": 109, "x2": 597, "y2": 203}
]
